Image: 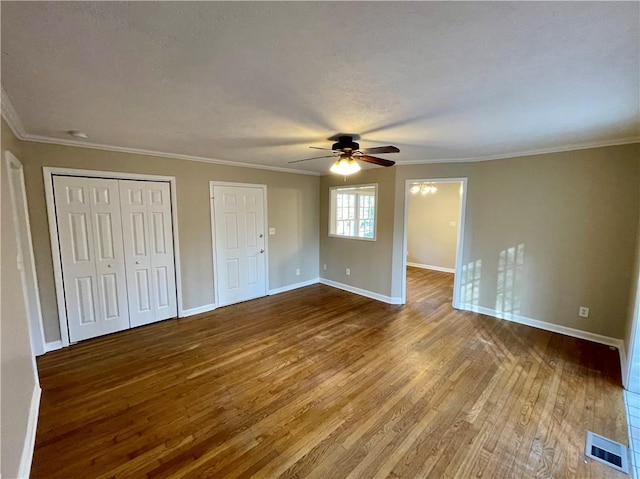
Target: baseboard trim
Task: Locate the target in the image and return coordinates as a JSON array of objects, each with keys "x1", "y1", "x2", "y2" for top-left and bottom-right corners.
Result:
[
  {"x1": 462, "y1": 303, "x2": 625, "y2": 350},
  {"x1": 44, "y1": 340, "x2": 63, "y2": 353},
  {"x1": 406, "y1": 262, "x2": 455, "y2": 274},
  {"x1": 619, "y1": 342, "x2": 628, "y2": 389},
  {"x1": 319, "y1": 278, "x2": 403, "y2": 305},
  {"x1": 269, "y1": 278, "x2": 319, "y2": 295},
  {"x1": 18, "y1": 384, "x2": 41, "y2": 479},
  {"x1": 180, "y1": 304, "x2": 217, "y2": 318}
]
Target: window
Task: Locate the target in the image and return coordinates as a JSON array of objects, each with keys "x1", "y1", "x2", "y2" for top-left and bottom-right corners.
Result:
[{"x1": 329, "y1": 184, "x2": 377, "y2": 240}]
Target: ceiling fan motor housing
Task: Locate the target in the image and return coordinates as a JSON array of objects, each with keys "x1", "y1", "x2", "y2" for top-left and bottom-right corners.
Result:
[{"x1": 333, "y1": 136, "x2": 360, "y2": 151}]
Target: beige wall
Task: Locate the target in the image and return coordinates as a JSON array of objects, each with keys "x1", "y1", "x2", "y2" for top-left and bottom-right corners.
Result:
[
  {"x1": 319, "y1": 167, "x2": 397, "y2": 297},
  {"x1": 1, "y1": 120, "x2": 39, "y2": 478},
  {"x1": 7, "y1": 120, "x2": 319, "y2": 343},
  {"x1": 319, "y1": 144, "x2": 639, "y2": 339},
  {"x1": 6, "y1": 109, "x2": 640, "y2": 351},
  {"x1": 407, "y1": 182, "x2": 461, "y2": 270},
  {"x1": 391, "y1": 144, "x2": 640, "y2": 339}
]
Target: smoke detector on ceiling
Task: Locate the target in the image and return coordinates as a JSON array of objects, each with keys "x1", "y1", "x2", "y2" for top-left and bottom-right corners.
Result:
[{"x1": 67, "y1": 130, "x2": 88, "y2": 139}]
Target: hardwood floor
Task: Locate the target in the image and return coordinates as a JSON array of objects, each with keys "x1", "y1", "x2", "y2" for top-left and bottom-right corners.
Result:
[{"x1": 33, "y1": 268, "x2": 627, "y2": 478}]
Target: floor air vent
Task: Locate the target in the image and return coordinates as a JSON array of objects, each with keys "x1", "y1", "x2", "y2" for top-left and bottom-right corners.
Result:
[{"x1": 585, "y1": 431, "x2": 629, "y2": 474}]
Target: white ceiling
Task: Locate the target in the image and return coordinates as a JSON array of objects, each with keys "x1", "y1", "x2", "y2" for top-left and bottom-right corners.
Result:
[{"x1": 2, "y1": 2, "x2": 639, "y2": 174}]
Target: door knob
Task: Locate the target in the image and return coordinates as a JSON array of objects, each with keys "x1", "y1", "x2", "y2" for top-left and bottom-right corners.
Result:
[
  {"x1": 107, "y1": 264, "x2": 113, "y2": 268},
  {"x1": 260, "y1": 249, "x2": 265, "y2": 253},
  {"x1": 135, "y1": 260, "x2": 141, "y2": 264},
  {"x1": 259, "y1": 233, "x2": 264, "y2": 238}
]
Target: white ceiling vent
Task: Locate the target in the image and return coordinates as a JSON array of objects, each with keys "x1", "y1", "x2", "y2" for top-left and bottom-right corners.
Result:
[{"x1": 585, "y1": 431, "x2": 629, "y2": 474}]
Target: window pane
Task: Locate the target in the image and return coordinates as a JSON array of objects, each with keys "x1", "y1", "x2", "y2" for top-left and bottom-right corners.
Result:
[
  {"x1": 360, "y1": 219, "x2": 374, "y2": 238},
  {"x1": 330, "y1": 185, "x2": 377, "y2": 240}
]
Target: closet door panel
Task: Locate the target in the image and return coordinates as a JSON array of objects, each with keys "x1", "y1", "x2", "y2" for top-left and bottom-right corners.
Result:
[
  {"x1": 147, "y1": 183, "x2": 177, "y2": 321},
  {"x1": 120, "y1": 181, "x2": 155, "y2": 327},
  {"x1": 54, "y1": 177, "x2": 101, "y2": 342},
  {"x1": 54, "y1": 176, "x2": 129, "y2": 342},
  {"x1": 54, "y1": 176, "x2": 178, "y2": 342},
  {"x1": 89, "y1": 179, "x2": 130, "y2": 335}
]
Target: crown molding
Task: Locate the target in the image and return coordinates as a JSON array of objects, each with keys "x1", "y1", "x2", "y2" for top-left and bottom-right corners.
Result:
[
  {"x1": 1, "y1": 88, "x2": 319, "y2": 176},
  {"x1": 20, "y1": 133, "x2": 321, "y2": 176},
  {"x1": 22, "y1": 132, "x2": 639, "y2": 174},
  {"x1": 3, "y1": 87, "x2": 638, "y2": 173},
  {"x1": 397, "y1": 136, "x2": 640, "y2": 166},
  {"x1": 1, "y1": 87, "x2": 27, "y2": 138}
]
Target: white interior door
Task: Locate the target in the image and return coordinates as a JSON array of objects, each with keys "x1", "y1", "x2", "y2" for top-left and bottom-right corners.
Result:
[
  {"x1": 120, "y1": 180, "x2": 177, "y2": 327},
  {"x1": 213, "y1": 184, "x2": 266, "y2": 307},
  {"x1": 54, "y1": 176, "x2": 129, "y2": 342}
]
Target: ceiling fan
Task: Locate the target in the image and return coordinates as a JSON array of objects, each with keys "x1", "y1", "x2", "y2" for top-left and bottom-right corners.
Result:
[{"x1": 288, "y1": 135, "x2": 399, "y2": 175}]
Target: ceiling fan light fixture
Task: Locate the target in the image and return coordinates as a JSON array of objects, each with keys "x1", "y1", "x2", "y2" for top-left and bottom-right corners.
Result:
[
  {"x1": 289, "y1": 135, "x2": 398, "y2": 170},
  {"x1": 330, "y1": 157, "x2": 361, "y2": 176}
]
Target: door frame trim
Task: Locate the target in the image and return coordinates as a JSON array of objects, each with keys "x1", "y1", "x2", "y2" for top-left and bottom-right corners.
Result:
[
  {"x1": 623, "y1": 253, "x2": 640, "y2": 390},
  {"x1": 401, "y1": 177, "x2": 468, "y2": 307},
  {"x1": 43, "y1": 167, "x2": 183, "y2": 347},
  {"x1": 209, "y1": 181, "x2": 269, "y2": 308},
  {"x1": 5, "y1": 150, "x2": 46, "y2": 357}
]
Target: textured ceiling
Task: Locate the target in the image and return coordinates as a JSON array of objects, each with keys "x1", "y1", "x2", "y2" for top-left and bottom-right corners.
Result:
[{"x1": 1, "y1": 2, "x2": 639, "y2": 174}]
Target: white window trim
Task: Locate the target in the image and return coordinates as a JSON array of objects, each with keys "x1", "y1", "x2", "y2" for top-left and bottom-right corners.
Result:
[{"x1": 328, "y1": 183, "x2": 378, "y2": 241}]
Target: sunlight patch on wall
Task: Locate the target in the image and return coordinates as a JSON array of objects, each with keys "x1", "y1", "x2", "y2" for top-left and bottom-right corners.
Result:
[
  {"x1": 495, "y1": 244, "x2": 525, "y2": 317},
  {"x1": 461, "y1": 259, "x2": 482, "y2": 308}
]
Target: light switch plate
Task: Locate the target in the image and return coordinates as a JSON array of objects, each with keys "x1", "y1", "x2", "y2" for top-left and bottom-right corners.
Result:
[{"x1": 269, "y1": 227, "x2": 276, "y2": 235}]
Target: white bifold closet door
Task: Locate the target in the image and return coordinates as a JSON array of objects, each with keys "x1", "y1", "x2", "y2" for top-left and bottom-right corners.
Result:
[
  {"x1": 119, "y1": 180, "x2": 177, "y2": 327},
  {"x1": 54, "y1": 176, "x2": 130, "y2": 342}
]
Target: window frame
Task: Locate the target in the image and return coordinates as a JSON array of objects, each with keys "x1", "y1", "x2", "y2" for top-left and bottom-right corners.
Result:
[{"x1": 328, "y1": 183, "x2": 378, "y2": 241}]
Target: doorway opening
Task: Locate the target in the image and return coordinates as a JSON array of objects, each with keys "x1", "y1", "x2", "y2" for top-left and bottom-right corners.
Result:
[
  {"x1": 401, "y1": 178, "x2": 467, "y2": 306},
  {"x1": 626, "y1": 288, "x2": 640, "y2": 391},
  {"x1": 5, "y1": 151, "x2": 46, "y2": 356}
]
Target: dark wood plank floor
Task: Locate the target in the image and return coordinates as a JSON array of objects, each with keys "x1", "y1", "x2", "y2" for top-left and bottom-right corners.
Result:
[{"x1": 33, "y1": 268, "x2": 627, "y2": 478}]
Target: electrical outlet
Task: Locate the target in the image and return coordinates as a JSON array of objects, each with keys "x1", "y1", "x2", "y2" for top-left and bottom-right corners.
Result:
[
  {"x1": 296, "y1": 268, "x2": 300, "y2": 276},
  {"x1": 346, "y1": 268, "x2": 351, "y2": 276},
  {"x1": 579, "y1": 306, "x2": 589, "y2": 318},
  {"x1": 323, "y1": 264, "x2": 327, "y2": 270}
]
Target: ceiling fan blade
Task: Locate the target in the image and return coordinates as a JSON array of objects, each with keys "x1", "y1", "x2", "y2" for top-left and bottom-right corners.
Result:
[
  {"x1": 358, "y1": 155, "x2": 396, "y2": 167},
  {"x1": 288, "y1": 155, "x2": 337, "y2": 164},
  {"x1": 360, "y1": 146, "x2": 400, "y2": 154},
  {"x1": 309, "y1": 146, "x2": 334, "y2": 150}
]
